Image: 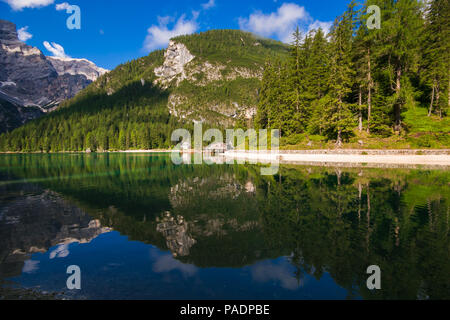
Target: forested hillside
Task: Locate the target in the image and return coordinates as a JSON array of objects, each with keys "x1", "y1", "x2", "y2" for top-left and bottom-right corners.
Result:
[
  {"x1": 0, "y1": 50, "x2": 177, "y2": 152},
  {"x1": 257, "y1": 0, "x2": 449, "y2": 149},
  {"x1": 0, "y1": 30, "x2": 288, "y2": 152},
  {"x1": 0, "y1": 0, "x2": 448, "y2": 152}
]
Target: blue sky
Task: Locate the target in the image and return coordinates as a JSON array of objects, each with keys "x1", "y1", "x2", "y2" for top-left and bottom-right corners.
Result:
[{"x1": 1, "y1": 0, "x2": 351, "y2": 70}]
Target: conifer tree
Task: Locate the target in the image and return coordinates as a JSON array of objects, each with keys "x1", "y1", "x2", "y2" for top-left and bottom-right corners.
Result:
[
  {"x1": 323, "y1": 1, "x2": 357, "y2": 145},
  {"x1": 378, "y1": 0, "x2": 424, "y2": 131},
  {"x1": 309, "y1": 28, "x2": 330, "y2": 100},
  {"x1": 422, "y1": 0, "x2": 450, "y2": 118},
  {"x1": 353, "y1": 2, "x2": 379, "y2": 133}
]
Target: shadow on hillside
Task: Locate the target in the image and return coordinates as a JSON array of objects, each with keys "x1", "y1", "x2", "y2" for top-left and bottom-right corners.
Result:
[{"x1": 47, "y1": 80, "x2": 170, "y2": 118}]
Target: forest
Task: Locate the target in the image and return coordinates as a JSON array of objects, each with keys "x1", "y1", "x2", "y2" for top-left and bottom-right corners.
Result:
[
  {"x1": 0, "y1": 0, "x2": 448, "y2": 152},
  {"x1": 256, "y1": 0, "x2": 449, "y2": 148}
]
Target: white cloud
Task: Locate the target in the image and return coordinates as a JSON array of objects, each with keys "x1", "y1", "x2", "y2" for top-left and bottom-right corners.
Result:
[
  {"x1": 143, "y1": 13, "x2": 199, "y2": 52},
  {"x1": 239, "y1": 2, "x2": 331, "y2": 43},
  {"x1": 55, "y1": 1, "x2": 70, "y2": 10},
  {"x1": 201, "y1": 0, "x2": 215, "y2": 10},
  {"x1": 308, "y1": 20, "x2": 332, "y2": 36},
  {"x1": 251, "y1": 260, "x2": 303, "y2": 290},
  {"x1": 43, "y1": 41, "x2": 70, "y2": 58},
  {"x1": 152, "y1": 253, "x2": 197, "y2": 277},
  {"x1": 22, "y1": 260, "x2": 40, "y2": 274},
  {"x1": 18, "y1": 26, "x2": 32, "y2": 42},
  {"x1": 2, "y1": 0, "x2": 54, "y2": 11}
]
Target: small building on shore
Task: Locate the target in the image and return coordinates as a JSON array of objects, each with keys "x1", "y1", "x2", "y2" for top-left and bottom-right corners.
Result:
[
  {"x1": 180, "y1": 142, "x2": 191, "y2": 151},
  {"x1": 204, "y1": 142, "x2": 232, "y2": 154}
]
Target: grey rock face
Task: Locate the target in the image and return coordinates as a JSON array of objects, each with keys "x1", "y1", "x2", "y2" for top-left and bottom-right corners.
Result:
[
  {"x1": 154, "y1": 40, "x2": 195, "y2": 86},
  {"x1": 0, "y1": 97, "x2": 43, "y2": 134},
  {"x1": 47, "y1": 56, "x2": 108, "y2": 82},
  {"x1": 0, "y1": 20, "x2": 108, "y2": 130},
  {"x1": 0, "y1": 20, "x2": 59, "y2": 108}
]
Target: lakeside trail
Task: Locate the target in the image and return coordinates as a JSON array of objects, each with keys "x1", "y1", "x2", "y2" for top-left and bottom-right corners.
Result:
[
  {"x1": 222, "y1": 150, "x2": 450, "y2": 168},
  {"x1": 119, "y1": 149, "x2": 450, "y2": 168}
]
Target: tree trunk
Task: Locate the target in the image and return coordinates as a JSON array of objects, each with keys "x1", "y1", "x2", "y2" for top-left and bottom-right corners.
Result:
[
  {"x1": 336, "y1": 95, "x2": 343, "y2": 147},
  {"x1": 337, "y1": 129, "x2": 342, "y2": 147},
  {"x1": 358, "y1": 183, "x2": 362, "y2": 221},
  {"x1": 448, "y1": 75, "x2": 450, "y2": 110},
  {"x1": 358, "y1": 86, "x2": 363, "y2": 132},
  {"x1": 367, "y1": 48, "x2": 372, "y2": 134},
  {"x1": 394, "y1": 68, "x2": 402, "y2": 132},
  {"x1": 366, "y1": 182, "x2": 371, "y2": 251},
  {"x1": 428, "y1": 81, "x2": 435, "y2": 117},
  {"x1": 436, "y1": 81, "x2": 441, "y2": 119},
  {"x1": 336, "y1": 169, "x2": 342, "y2": 186}
]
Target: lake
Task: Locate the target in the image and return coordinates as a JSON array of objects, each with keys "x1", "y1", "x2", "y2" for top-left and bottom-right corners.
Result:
[{"x1": 0, "y1": 153, "x2": 448, "y2": 300}]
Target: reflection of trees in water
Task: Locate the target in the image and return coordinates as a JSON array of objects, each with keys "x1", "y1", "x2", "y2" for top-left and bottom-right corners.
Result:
[
  {"x1": 259, "y1": 167, "x2": 449, "y2": 300},
  {"x1": 0, "y1": 154, "x2": 448, "y2": 299}
]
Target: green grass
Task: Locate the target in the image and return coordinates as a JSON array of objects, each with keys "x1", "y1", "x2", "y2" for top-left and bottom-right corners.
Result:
[
  {"x1": 281, "y1": 106, "x2": 449, "y2": 150},
  {"x1": 403, "y1": 107, "x2": 450, "y2": 133}
]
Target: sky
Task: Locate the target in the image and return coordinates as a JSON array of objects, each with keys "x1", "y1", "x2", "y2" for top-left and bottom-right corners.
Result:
[{"x1": 0, "y1": 0, "x2": 351, "y2": 70}]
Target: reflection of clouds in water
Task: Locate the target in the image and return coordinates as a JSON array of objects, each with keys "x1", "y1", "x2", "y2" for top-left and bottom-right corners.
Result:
[
  {"x1": 22, "y1": 260, "x2": 40, "y2": 274},
  {"x1": 49, "y1": 244, "x2": 70, "y2": 259},
  {"x1": 251, "y1": 260, "x2": 302, "y2": 290},
  {"x1": 151, "y1": 250, "x2": 197, "y2": 277}
]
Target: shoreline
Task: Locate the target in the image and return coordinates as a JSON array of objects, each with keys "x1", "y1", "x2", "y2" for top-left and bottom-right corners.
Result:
[
  {"x1": 223, "y1": 150, "x2": 450, "y2": 167},
  {"x1": 2, "y1": 148, "x2": 449, "y2": 155},
  {"x1": 1, "y1": 149, "x2": 449, "y2": 167}
]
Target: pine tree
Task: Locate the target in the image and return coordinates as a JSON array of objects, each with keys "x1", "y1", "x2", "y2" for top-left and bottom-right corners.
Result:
[
  {"x1": 353, "y1": 1, "x2": 379, "y2": 133},
  {"x1": 283, "y1": 27, "x2": 308, "y2": 133},
  {"x1": 256, "y1": 61, "x2": 276, "y2": 129},
  {"x1": 309, "y1": 28, "x2": 330, "y2": 100},
  {"x1": 323, "y1": 1, "x2": 357, "y2": 145},
  {"x1": 422, "y1": 0, "x2": 450, "y2": 118},
  {"x1": 378, "y1": 0, "x2": 424, "y2": 131}
]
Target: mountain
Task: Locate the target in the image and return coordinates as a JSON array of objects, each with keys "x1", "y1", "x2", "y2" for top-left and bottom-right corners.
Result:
[
  {"x1": 0, "y1": 20, "x2": 108, "y2": 133},
  {"x1": 96, "y1": 30, "x2": 288, "y2": 127},
  {"x1": 47, "y1": 56, "x2": 109, "y2": 82},
  {"x1": 0, "y1": 30, "x2": 288, "y2": 152},
  {"x1": 0, "y1": 97, "x2": 43, "y2": 134}
]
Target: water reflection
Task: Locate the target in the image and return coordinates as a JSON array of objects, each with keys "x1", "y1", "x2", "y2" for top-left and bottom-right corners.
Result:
[
  {"x1": 156, "y1": 212, "x2": 196, "y2": 257},
  {"x1": 0, "y1": 154, "x2": 448, "y2": 300},
  {"x1": 0, "y1": 182, "x2": 111, "y2": 281}
]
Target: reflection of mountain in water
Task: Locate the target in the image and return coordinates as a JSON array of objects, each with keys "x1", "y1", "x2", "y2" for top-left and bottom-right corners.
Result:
[
  {"x1": 169, "y1": 175, "x2": 258, "y2": 236},
  {"x1": 157, "y1": 212, "x2": 196, "y2": 257},
  {"x1": 156, "y1": 173, "x2": 259, "y2": 257},
  {"x1": 164, "y1": 174, "x2": 268, "y2": 267},
  {"x1": 0, "y1": 185, "x2": 111, "y2": 280},
  {"x1": 0, "y1": 154, "x2": 448, "y2": 299}
]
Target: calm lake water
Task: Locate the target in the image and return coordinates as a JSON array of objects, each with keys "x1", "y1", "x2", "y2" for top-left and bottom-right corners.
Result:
[{"x1": 0, "y1": 153, "x2": 448, "y2": 300}]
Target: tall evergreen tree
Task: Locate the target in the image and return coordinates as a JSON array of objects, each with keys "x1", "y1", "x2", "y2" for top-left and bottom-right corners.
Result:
[
  {"x1": 323, "y1": 1, "x2": 357, "y2": 145},
  {"x1": 422, "y1": 0, "x2": 450, "y2": 118},
  {"x1": 353, "y1": 2, "x2": 379, "y2": 133},
  {"x1": 378, "y1": 0, "x2": 424, "y2": 131}
]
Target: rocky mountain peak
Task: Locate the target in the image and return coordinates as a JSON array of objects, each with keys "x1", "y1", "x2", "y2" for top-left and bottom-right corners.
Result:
[
  {"x1": 0, "y1": 19, "x2": 109, "y2": 133},
  {"x1": 154, "y1": 40, "x2": 195, "y2": 85},
  {"x1": 0, "y1": 20, "x2": 18, "y2": 43},
  {"x1": 47, "y1": 56, "x2": 109, "y2": 82}
]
